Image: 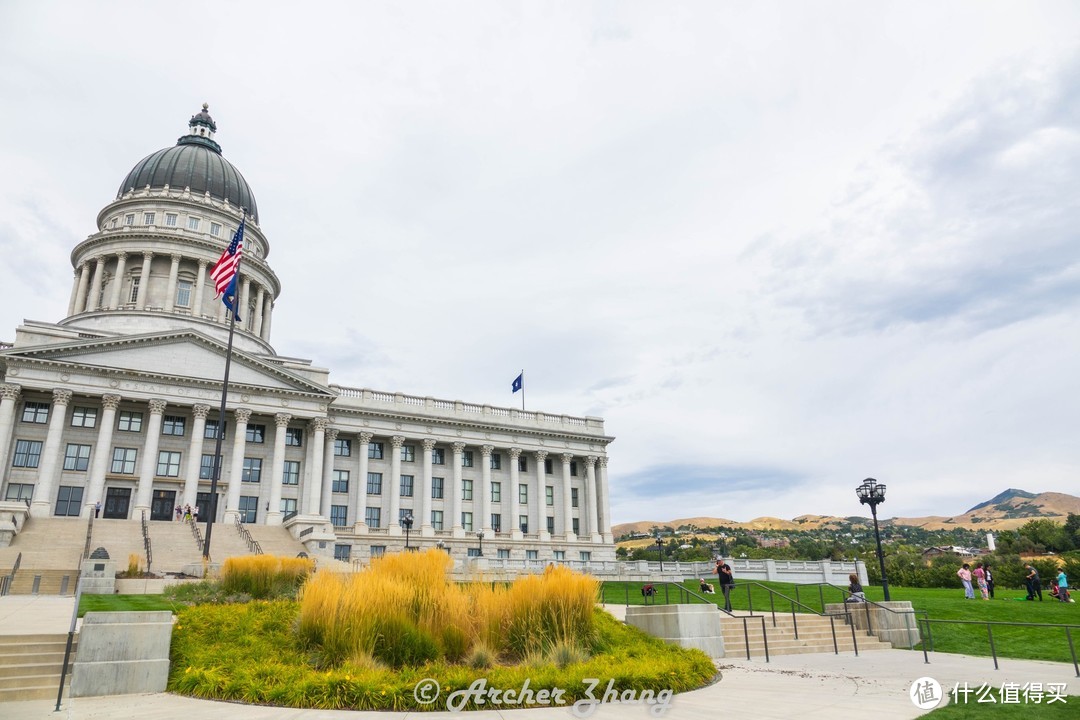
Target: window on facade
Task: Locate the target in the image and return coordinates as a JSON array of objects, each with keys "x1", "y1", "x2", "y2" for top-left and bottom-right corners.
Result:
[
  {"x1": 497, "y1": 548, "x2": 510, "y2": 559},
  {"x1": 431, "y1": 510, "x2": 444, "y2": 531},
  {"x1": 462, "y1": 450, "x2": 474, "y2": 467},
  {"x1": 162, "y1": 415, "x2": 186, "y2": 436},
  {"x1": 519, "y1": 484, "x2": 528, "y2": 504},
  {"x1": 188, "y1": 216, "x2": 200, "y2": 231},
  {"x1": 334, "y1": 438, "x2": 351, "y2": 456},
  {"x1": 544, "y1": 458, "x2": 553, "y2": 474},
  {"x1": 283, "y1": 460, "x2": 300, "y2": 485},
  {"x1": 110, "y1": 447, "x2": 137, "y2": 474},
  {"x1": 400, "y1": 475, "x2": 414, "y2": 497},
  {"x1": 204, "y1": 420, "x2": 225, "y2": 440},
  {"x1": 117, "y1": 411, "x2": 143, "y2": 432},
  {"x1": 570, "y1": 460, "x2": 578, "y2": 476},
  {"x1": 526, "y1": 549, "x2": 538, "y2": 560},
  {"x1": 21, "y1": 402, "x2": 49, "y2": 424},
  {"x1": 246, "y1": 424, "x2": 266, "y2": 443},
  {"x1": 242, "y1": 457, "x2": 262, "y2": 482},
  {"x1": 124, "y1": 214, "x2": 135, "y2": 226},
  {"x1": 71, "y1": 406, "x2": 97, "y2": 428},
  {"x1": 580, "y1": 551, "x2": 592, "y2": 562},
  {"x1": 368, "y1": 441, "x2": 384, "y2": 459},
  {"x1": 332, "y1": 470, "x2": 349, "y2": 493},
  {"x1": 491, "y1": 482, "x2": 501, "y2": 502},
  {"x1": 401, "y1": 444, "x2": 415, "y2": 462},
  {"x1": 572, "y1": 518, "x2": 580, "y2": 535},
  {"x1": 491, "y1": 514, "x2": 502, "y2": 532},
  {"x1": 62, "y1": 444, "x2": 91, "y2": 472},
  {"x1": 238, "y1": 496, "x2": 258, "y2": 523},
  {"x1": 157, "y1": 451, "x2": 181, "y2": 477},
  {"x1": 365, "y1": 507, "x2": 381, "y2": 528},
  {"x1": 210, "y1": 222, "x2": 221, "y2": 236},
  {"x1": 200, "y1": 454, "x2": 216, "y2": 480},
  {"x1": 553, "y1": 549, "x2": 565, "y2": 560},
  {"x1": 462, "y1": 479, "x2": 473, "y2": 501},
  {"x1": 467, "y1": 547, "x2": 482, "y2": 558},
  {"x1": 129, "y1": 276, "x2": 140, "y2": 304},
  {"x1": 547, "y1": 517, "x2": 556, "y2": 534},
  {"x1": 12, "y1": 440, "x2": 43, "y2": 468},
  {"x1": 571, "y1": 488, "x2": 579, "y2": 508},
  {"x1": 366, "y1": 472, "x2": 383, "y2": 494},
  {"x1": 519, "y1": 516, "x2": 529, "y2": 534},
  {"x1": 143, "y1": 212, "x2": 155, "y2": 225},
  {"x1": 518, "y1": 456, "x2": 528, "y2": 472},
  {"x1": 432, "y1": 448, "x2": 445, "y2": 465},
  {"x1": 175, "y1": 279, "x2": 192, "y2": 308},
  {"x1": 165, "y1": 213, "x2": 177, "y2": 227},
  {"x1": 490, "y1": 453, "x2": 502, "y2": 470},
  {"x1": 285, "y1": 428, "x2": 303, "y2": 447},
  {"x1": 334, "y1": 544, "x2": 351, "y2": 561},
  {"x1": 370, "y1": 544, "x2": 386, "y2": 558},
  {"x1": 5, "y1": 483, "x2": 33, "y2": 501},
  {"x1": 280, "y1": 498, "x2": 297, "y2": 516},
  {"x1": 431, "y1": 477, "x2": 444, "y2": 499},
  {"x1": 330, "y1": 505, "x2": 348, "y2": 527},
  {"x1": 461, "y1": 512, "x2": 472, "y2": 532},
  {"x1": 545, "y1": 486, "x2": 554, "y2": 506},
  {"x1": 54, "y1": 486, "x2": 83, "y2": 517}
]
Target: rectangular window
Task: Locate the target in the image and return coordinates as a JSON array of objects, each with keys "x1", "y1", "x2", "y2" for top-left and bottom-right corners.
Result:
[
  {"x1": 117, "y1": 410, "x2": 143, "y2": 432},
  {"x1": 246, "y1": 424, "x2": 266, "y2": 443},
  {"x1": 519, "y1": 484, "x2": 528, "y2": 504},
  {"x1": 370, "y1": 545, "x2": 386, "y2": 558},
  {"x1": 431, "y1": 477, "x2": 444, "y2": 499},
  {"x1": 5, "y1": 483, "x2": 33, "y2": 502},
  {"x1": 467, "y1": 547, "x2": 482, "y2": 558},
  {"x1": 21, "y1": 401, "x2": 49, "y2": 424},
  {"x1": 462, "y1": 479, "x2": 473, "y2": 501},
  {"x1": 461, "y1": 511, "x2": 473, "y2": 532},
  {"x1": 491, "y1": 482, "x2": 501, "y2": 502},
  {"x1": 432, "y1": 448, "x2": 445, "y2": 465},
  {"x1": 162, "y1": 415, "x2": 186, "y2": 436},
  {"x1": 544, "y1": 458, "x2": 553, "y2": 474},
  {"x1": 368, "y1": 441, "x2": 384, "y2": 459},
  {"x1": 330, "y1": 505, "x2": 348, "y2": 527},
  {"x1": 366, "y1": 472, "x2": 382, "y2": 494},
  {"x1": 334, "y1": 438, "x2": 351, "y2": 456},
  {"x1": 490, "y1": 453, "x2": 502, "y2": 470},
  {"x1": 334, "y1": 544, "x2": 351, "y2": 561},
  {"x1": 400, "y1": 475, "x2": 414, "y2": 497},
  {"x1": 62, "y1": 443, "x2": 91, "y2": 472},
  {"x1": 401, "y1": 444, "x2": 415, "y2": 462},
  {"x1": 210, "y1": 222, "x2": 221, "y2": 236},
  {"x1": 175, "y1": 280, "x2": 192, "y2": 308},
  {"x1": 332, "y1": 470, "x2": 349, "y2": 493},
  {"x1": 283, "y1": 460, "x2": 300, "y2": 485},
  {"x1": 571, "y1": 488, "x2": 579, "y2": 508},
  {"x1": 553, "y1": 549, "x2": 565, "y2": 560},
  {"x1": 518, "y1": 456, "x2": 528, "y2": 472},
  {"x1": 570, "y1": 460, "x2": 578, "y2": 477},
  {"x1": 546, "y1": 486, "x2": 554, "y2": 506},
  {"x1": 242, "y1": 457, "x2": 262, "y2": 482},
  {"x1": 71, "y1": 406, "x2": 97, "y2": 428},
  {"x1": 12, "y1": 439, "x2": 43, "y2": 468},
  {"x1": 238, "y1": 495, "x2": 258, "y2": 523},
  {"x1": 165, "y1": 213, "x2": 177, "y2": 227},
  {"x1": 365, "y1": 507, "x2": 381, "y2": 528},
  {"x1": 204, "y1": 419, "x2": 225, "y2": 440},
  {"x1": 462, "y1": 450, "x2": 474, "y2": 467},
  {"x1": 129, "y1": 276, "x2": 140, "y2": 304},
  {"x1": 157, "y1": 451, "x2": 181, "y2": 477},
  {"x1": 124, "y1": 213, "x2": 135, "y2": 226},
  {"x1": 526, "y1": 549, "x2": 538, "y2": 560},
  {"x1": 110, "y1": 447, "x2": 137, "y2": 474},
  {"x1": 280, "y1": 498, "x2": 297, "y2": 515},
  {"x1": 54, "y1": 486, "x2": 83, "y2": 517},
  {"x1": 187, "y1": 216, "x2": 200, "y2": 230},
  {"x1": 547, "y1": 517, "x2": 555, "y2": 534},
  {"x1": 200, "y1": 454, "x2": 216, "y2": 480},
  {"x1": 519, "y1": 515, "x2": 529, "y2": 534},
  {"x1": 497, "y1": 548, "x2": 510, "y2": 559},
  {"x1": 285, "y1": 428, "x2": 303, "y2": 447},
  {"x1": 572, "y1": 518, "x2": 580, "y2": 535},
  {"x1": 143, "y1": 212, "x2": 155, "y2": 225},
  {"x1": 580, "y1": 551, "x2": 592, "y2": 562},
  {"x1": 431, "y1": 510, "x2": 444, "y2": 531},
  {"x1": 491, "y1": 513, "x2": 502, "y2": 532}
]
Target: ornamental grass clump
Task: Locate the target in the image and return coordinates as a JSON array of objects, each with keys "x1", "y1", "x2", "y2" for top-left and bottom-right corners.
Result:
[
  {"x1": 221, "y1": 555, "x2": 315, "y2": 599},
  {"x1": 503, "y1": 564, "x2": 599, "y2": 657}
]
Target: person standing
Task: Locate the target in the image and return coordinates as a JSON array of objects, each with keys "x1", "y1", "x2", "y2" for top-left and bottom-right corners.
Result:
[
  {"x1": 1057, "y1": 568, "x2": 1070, "y2": 602},
  {"x1": 985, "y1": 564, "x2": 995, "y2": 599},
  {"x1": 1025, "y1": 565, "x2": 1042, "y2": 601},
  {"x1": 957, "y1": 564, "x2": 974, "y2": 599},
  {"x1": 94, "y1": 500, "x2": 101, "y2": 519},
  {"x1": 716, "y1": 558, "x2": 735, "y2": 612},
  {"x1": 973, "y1": 563, "x2": 989, "y2": 600}
]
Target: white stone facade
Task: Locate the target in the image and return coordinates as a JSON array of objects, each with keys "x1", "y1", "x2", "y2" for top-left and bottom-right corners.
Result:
[{"x1": 0, "y1": 108, "x2": 615, "y2": 564}]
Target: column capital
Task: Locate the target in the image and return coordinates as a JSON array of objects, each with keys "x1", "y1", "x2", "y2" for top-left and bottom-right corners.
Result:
[
  {"x1": 192, "y1": 404, "x2": 212, "y2": 419},
  {"x1": 585, "y1": 455, "x2": 597, "y2": 468},
  {"x1": 171, "y1": 253, "x2": 182, "y2": 263},
  {"x1": 422, "y1": 438, "x2": 437, "y2": 451},
  {"x1": 561, "y1": 453, "x2": 574, "y2": 464},
  {"x1": 598, "y1": 456, "x2": 609, "y2": 468},
  {"x1": 234, "y1": 408, "x2": 252, "y2": 424},
  {"x1": 325, "y1": 427, "x2": 339, "y2": 442},
  {"x1": 309, "y1": 417, "x2": 328, "y2": 432},
  {"x1": 115, "y1": 250, "x2": 128, "y2": 261},
  {"x1": 481, "y1": 444, "x2": 494, "y2": 457},
  {"x1": 274, "y1": 412, "x2": 292, "y2": 427},
  {"x1": 358, "y1": 431, "x2": 373, "y2": 444},
  {"x1": 534, "y1": 450, "x2": 548, "y2": 461},
  {"x1": 52, "y1": 388, "x2": 73, "y2": 407},
  {"x1": 143, "y1": 251, "x2": 154, "y2": 259},
  {"x1": 101, "y1": 393, "x2": 122, "y2": 410},
  {"x1": 147, "y1": 398, "x2": 167, "y2": 415},
  {"x1": 197, "y1": 258, "x2": 208, "y2": 269},
  {"x1": 391, "y1": 435, "x2": 405, "y2": 448},
  {"x1": 452, "y1": 441, "x2": 466, "y2": 453},
  {"x1": 94, "y1": 255, "x2": 106, "y2": 265},
  {"x1": 0, "y1": 383, "x2": 21, "y2": 401}
]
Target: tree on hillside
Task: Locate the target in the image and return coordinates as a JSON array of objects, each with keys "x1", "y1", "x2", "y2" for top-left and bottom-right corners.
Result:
[{"x1": 1017, "y1": 519, "x2": 1074, "y2": 552}]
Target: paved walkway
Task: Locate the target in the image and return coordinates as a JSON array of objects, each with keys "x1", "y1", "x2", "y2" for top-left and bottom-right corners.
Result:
[{"x1": 1, "y1": 596, "x2": 1075, "y2": 719}]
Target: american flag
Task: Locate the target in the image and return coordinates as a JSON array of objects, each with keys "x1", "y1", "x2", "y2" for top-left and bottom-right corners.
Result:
[{"x1": 209, "y1": 219, "x2": 245, "y2": 318}]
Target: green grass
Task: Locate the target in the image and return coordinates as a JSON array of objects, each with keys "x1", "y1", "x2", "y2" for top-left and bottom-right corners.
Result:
[
  {"x1": 924, "y1": 697, "x2": 1079, "y2": 717},
  {"x1": 78, "y1": 594, "x2": 181, "y2": 616}
]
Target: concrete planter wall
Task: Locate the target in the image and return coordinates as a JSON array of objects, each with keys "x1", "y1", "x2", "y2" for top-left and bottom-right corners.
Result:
[
  {"x1": 825, "y1": 601, "x2": 921, "y2": 648},
  {"x1": 625, "y1": 604, "x2": 725, "y2": 657},
  {"x1": 71, "y1": 611, "x2": 174, "y2": 697}
]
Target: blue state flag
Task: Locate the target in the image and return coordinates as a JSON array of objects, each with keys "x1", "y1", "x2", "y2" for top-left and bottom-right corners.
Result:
[{"x1": 511, "y1": 373, "x2": 523, "y2": 393}]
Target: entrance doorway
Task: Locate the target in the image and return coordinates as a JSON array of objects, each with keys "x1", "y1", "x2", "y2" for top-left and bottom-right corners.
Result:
[
  {"x1": 150, "y1": 489, "x2": 176, "y2": 521},
  {"x1": 103, "y1": 487, "x2": 131, "y2": 519},
  {"x1": 196, "y1": 492, "x2": 221, "y2": 522}
]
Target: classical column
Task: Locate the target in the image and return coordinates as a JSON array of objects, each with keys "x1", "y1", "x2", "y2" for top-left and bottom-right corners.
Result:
[
  {"x1": 585, "y1": 456, "x2": 601, "y2": 542},
  {"x1": 139, "y1": 252, "x2": 153, "y2": 310},
  {"x1": 134, "y1": 398, "x2": 167, "y2": 516},
  {"x1": 561, "y1": 453, "x2": 576, "y2": 540},
  {"x1": 68, "y1": 268, "x2": 81, "y2": 315},
  {"x1": 420, "y1": 439, "x2": 435, "y2": 535},
  {"x1": 240, "y1": 277, "x2": 252, "y2": 329},
  {"x1": 388, "y1": 435, "x2": 404, "y2": 531},
  {"x1": 108, "y1": 252, "x2": 128, "y2": 309},
  {"x1": 320, "y1": 427, "x2": 338, "y2": 518},
  {"x1": 0, "y1": 384, "x2": 21, "y2": 477},
  {"x1": 86, "y1": 256, "x2": 106, "y2": 312},
  {"x1": 73, "y1": 262, "x2": 91, "y2": 314},
  {"x1": 223, "y1": 408, "x2": 251, "y2": 523},
  {"x1": 450, "y1": 442, "x2": 465, "y2": 538},
  {"x1": 193, "y1": 260, "x2": 208, "y2": 316},
  {"x1": 534, "y1": 450, "x2": 549, "y2": 541},
  {"x1": 306, "y1": 418, "x2": 327, "y2": 516},
  {"x1": 481, "y1": 445, "x2": 494, "y2": 534},
  {"x1": 28, "y1": 389, "x2": 73, "y2": 518},
  {"x1": 182, "y1": 404, "x2": 210, "y2": 511},
  {"x1": 266, "y1": 413, "x2": 291, "y2": 525},
  {"x1": 508, "y1": 447, "x2": 522, "y2": 540},
  {"x1": 261, "y1": 298, "x2": 273, "y2": 340},
  {"x1": 598, "y1": 456, "x2": 612, "y2": 539},
  {"x1": 164, "y1": 254, "x2": 181, "y2": 312},
  {"x1": 84, "y1": 394, "x2": 121, "y2": 517},
  {"x1": 355, "y1": 431, "x2": 372, "y2": 531},
  {"x1": 253, "y1": 286, "x2": 266, "y2": 337}
]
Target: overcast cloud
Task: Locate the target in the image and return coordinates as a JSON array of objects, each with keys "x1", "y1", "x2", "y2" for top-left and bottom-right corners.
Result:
[{"x1": 1, "y1": 1, "x2": 1077, "y2": 525}]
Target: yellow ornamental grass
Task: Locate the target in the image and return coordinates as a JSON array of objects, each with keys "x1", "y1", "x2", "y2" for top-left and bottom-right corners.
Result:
[{"x1": 221, "y1": 555, "x2": 315, "y2": 599}]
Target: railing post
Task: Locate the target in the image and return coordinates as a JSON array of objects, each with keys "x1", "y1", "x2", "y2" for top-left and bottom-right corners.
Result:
[
  {"x1": 760, "y1": 616, "x2": 770, "y2": 663},
  {"x1": 819, "y1": 584, "x2": 825, "y2": 612},
  {"x1": 1065, "y1": 627, "x2": 1078, "y2": 678},
  {"x1": 987, "y1": 623, "x2": 998, "y2": 670},
  {"x1": 791, "y1": 603, "x2": 798, "y2": 640},
  {"x1": 849, "y1": 612, "x2": 859, "y2": 656},
  {"x1": 920, "y1": 618, "x2": 930, "y2": 664},
  {"x1": 747, "y1": 584, "x2": 754, "y2": 615},
  {"x1": 769, "y1": 591, "x2": 776, "y2": 627},
  {"x1": 829, "y1": 615, "x2": 838, "y2": 654},
  {"x1": 742, "y1": 617, "x2": 751, "y2": 660}
]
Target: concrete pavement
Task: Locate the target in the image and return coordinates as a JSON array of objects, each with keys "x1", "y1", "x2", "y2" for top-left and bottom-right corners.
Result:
[{"x1": 1, "y1": 595, "x2": 1075, "y2": 719}]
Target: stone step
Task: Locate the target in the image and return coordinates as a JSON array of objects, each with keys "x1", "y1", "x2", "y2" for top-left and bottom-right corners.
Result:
[{"x1": 0, "y1": 680, "x2": 70, "y2": 702}]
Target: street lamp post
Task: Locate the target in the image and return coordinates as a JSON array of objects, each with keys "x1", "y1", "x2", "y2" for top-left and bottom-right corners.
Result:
[
  {"x1": 402, "y1": 512, "x2": 414, "y2": 551},
  {"x1": 477, "y1": 529, "x2": 485, "y2": 557},
  {"x1": 655, "y1": 536, "x2": 664, "y2": 572},
  {"x1": 856, "y1": 478, "x2": 891, "y2": 601}
]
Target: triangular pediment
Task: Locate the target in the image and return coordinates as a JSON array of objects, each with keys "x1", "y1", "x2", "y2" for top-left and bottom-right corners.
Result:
[{"x1": 1, "y1": 330, "x2": 332, "y2": 397}]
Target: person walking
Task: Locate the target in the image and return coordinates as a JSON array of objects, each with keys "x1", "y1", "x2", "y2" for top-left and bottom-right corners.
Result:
[
  {"x1": 1025, "y1": 564, "x2": 1043, "y2": 601},
  {"x1": 957, "y1": 563, "x2": 974, "y2": 599},
  {"x1": 973, "y1": 563, "x2": 989, "y2": 600},
  {"x1": 1057, "y1": 568, "x2": 1071, "y2": 602},
  {"x1": 985, "y1": 564, "x2": 995, "y2": 599},
  {"x1": 716, "y1": 558, "x2": 735, "y2": 612}
]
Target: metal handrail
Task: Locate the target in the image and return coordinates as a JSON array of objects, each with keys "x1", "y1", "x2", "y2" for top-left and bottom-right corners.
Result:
[
  {"x1": 140, "y1": 511, "x2": 152, "y2": 574},
  {"x1": 916, "y1": 617, "x2": 1080, "y2": 677},
  {"x1": 234, "y1": 515, "x2": 263, "y2": 554},
  {"x1": 796, "y1": 581, "x2": 927, "y2": 650},
  {"x1": 0, "y1": 552, "x2": 20, "y2": 596},
  {"x1": 187, "y1": 516, "x2": 206, "y2": 557}
]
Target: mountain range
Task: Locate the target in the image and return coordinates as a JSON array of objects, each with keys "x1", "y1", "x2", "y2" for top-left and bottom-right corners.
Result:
[{"x1": 612, "y1": 489, "x2": 1080, "y2": 537}]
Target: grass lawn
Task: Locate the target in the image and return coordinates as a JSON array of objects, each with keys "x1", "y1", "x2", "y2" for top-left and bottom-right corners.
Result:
[
  {"x1": 78, "y1": 594, "x2": 181, "y2": 616},
  {"x1": 924, "y1": 697, "x2": 1078, "y2": 717}
]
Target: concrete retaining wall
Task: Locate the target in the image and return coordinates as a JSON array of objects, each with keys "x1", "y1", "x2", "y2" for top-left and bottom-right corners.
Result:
[
  {"x1": 70, "y1": 611, "x2": 173, "y2": 697},
  {"x1": 825, "y1": 601, "x2": 921, "y2": 648},
  {"x1": 625, "y1": 604, "x2": 725, "y2": 657}
]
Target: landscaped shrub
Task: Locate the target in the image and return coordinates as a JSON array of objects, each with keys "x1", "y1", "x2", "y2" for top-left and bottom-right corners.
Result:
[{"x1": 220, "y1": 555, "x2": 314, "y2": 599}]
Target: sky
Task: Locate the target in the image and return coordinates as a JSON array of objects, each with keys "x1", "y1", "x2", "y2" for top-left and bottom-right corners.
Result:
[{"x1": 1, "y1": 1, "x2": 1078, "y2": 526}]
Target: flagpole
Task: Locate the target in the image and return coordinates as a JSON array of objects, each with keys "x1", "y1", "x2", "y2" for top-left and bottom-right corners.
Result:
[
  {"x1": 203, "y1": 210, "x2": 247, "y2": 565},
  {"x1": 520, "y1": 369, "x2": 525, "y2": 412}
]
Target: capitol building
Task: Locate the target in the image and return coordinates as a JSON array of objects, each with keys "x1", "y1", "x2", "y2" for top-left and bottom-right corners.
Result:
[{"x1": 0, "y1": 106, "x2": 615, "y2": 565}]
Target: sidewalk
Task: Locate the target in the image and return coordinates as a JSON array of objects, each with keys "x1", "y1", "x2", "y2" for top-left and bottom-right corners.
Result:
[{"x1": 1, "y1": 595, "x2": 1075, "y2": 719}]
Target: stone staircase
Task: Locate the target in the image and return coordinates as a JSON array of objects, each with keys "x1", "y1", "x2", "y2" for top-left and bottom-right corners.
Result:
[
  {"x1": 0, "y1": 633, "x2": 75, "y2": 701},
  {"x1": 721, "y1": 612, "x2": 892, "y2": 657},
  {"x1": 0, "y1": 518, "x2": 83, "y2": 595}
]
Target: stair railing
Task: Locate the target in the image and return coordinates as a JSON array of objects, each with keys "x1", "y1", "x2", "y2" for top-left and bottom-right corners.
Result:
[
  {"x1": 0, "y1": 551, "x2": 20, "y2": 596},
  {"x1": 794, "y1": 581, "x2": 925, "y2": 650},
  {"x1": 234, "y1": 514, "x2": 263, "y2": 554},
  {"x1": 187, "y1": 515, "x2": 206, "y2": 558},
  {"x1": 140, "y1": 510, "x2": 152, "y2": 574}
]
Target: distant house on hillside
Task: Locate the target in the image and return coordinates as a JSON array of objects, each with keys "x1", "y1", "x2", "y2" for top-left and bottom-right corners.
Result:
[{"x1": 922, "y1": 545, "x2": 984, "y2": 560}]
